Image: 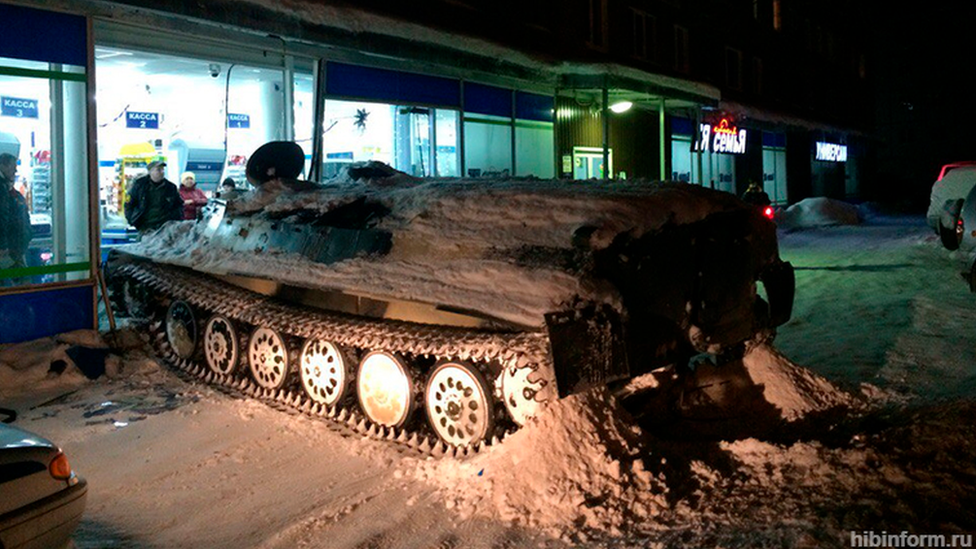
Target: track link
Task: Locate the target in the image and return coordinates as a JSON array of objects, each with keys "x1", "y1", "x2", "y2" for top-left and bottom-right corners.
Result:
[{"x1": 118, "y1": 260, "x2": 556, "y2": 459}]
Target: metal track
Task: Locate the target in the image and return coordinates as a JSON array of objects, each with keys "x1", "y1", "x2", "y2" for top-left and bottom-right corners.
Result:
[{"x1": 121, "y1": 261, "x2": 555, "y2": 459}]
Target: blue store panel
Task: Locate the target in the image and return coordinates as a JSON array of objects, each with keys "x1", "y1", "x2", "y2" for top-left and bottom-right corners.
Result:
[
  {"x1": 0, "y1": 285, "x2": 95, "y2": 344},
  {"x1": 464, "y1": 83, "x2": 511, "y2": 117},
  {"x1": 326, "y1": 62, "x2": 460, "y2": 107},
  {"x1": 0, "y1": 4, "x2": 86, "y2": 66},
  {"x1": 515, "y1": 91, "x2": 554, "y2": 122}
]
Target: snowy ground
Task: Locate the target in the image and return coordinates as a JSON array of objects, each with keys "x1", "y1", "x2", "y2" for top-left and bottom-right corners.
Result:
[{"x1": 2, "y1": 199, "x2": 975, "y2": 548}]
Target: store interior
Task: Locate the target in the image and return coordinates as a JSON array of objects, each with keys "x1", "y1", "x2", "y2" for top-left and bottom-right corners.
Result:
[
  {"x1": 93, "y1": 45, "x2": 315, "y2": 233},
  {"x1": 2, "y1": 42, "x2": 555, "y2": 282}
]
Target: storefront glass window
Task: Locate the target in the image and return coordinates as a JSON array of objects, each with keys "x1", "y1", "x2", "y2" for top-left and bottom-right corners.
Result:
[
  {"x1": 95, "y1": 47, "x2": 298, "y2": 239},
  {"x1": 294, "y1": 72, "x2": 315, "y2": 177},
  {"x1": 515, "y1": 120, "x2": 554, "y2": 178},
  {"x1": 435, "y1": 109, "x2": 459, "y2": 177},
  {"x1": 671, "y1": 135, "x2": 695, "y2": 182},
  {"x1": 762, "y1": 131, "x2": 787, "y2": 204},
  {"x1": 671, "y1": 134, "x2": 736, "y2": 192},
  {"x1": 396, "y1": 106, "x2": 432, "y2": 177},
  {"x1": 463, "y1": 114, "x2": 512, "y2": 178},
  {"x1": 322, "y1": 99, "x2": 394, "y2": 178},
  {"x1": 1, "y1": 56, "x2": 89, "y2": 287},
  {"x1": 322, "y1": 99, "x2": 459, "y2": 179}
]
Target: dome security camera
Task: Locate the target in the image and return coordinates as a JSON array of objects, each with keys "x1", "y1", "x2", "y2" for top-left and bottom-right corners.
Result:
[{"x1": 209, "y1": 63, "x2": 221, "y2": 78}]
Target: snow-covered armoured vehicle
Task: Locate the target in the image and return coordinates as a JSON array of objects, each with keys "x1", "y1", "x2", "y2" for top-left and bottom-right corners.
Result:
[{"x1": 107, "y1": 142, "x2": 794, "y2": 454}]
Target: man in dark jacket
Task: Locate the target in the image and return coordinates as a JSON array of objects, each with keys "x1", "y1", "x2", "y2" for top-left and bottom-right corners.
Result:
[
  {"x1": 125, "y1": 160, "x2": 182, "y2": 233},
  {"x1": 741, "y1": 181, "x2": 772, "y2": 207},
  {"x1": 0, "y1": 153, "x2": 31, "y2": 284}
]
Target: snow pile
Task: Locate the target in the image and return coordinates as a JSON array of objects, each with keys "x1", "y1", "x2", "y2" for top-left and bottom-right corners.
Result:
[
  {"x1": 0, "y1": 336, "x2": 89, "y2": 402},
  {"x1": 405, "y1": 344, "x2": 863, "y2": 541},
  {"x1": 742, "y1": 344, "x2": 858, "y2": 420},
  {"x1": 0, "y1": 329, "x2": 151, "y2": 411},
  {"x1": 408, "y1": 387, "x2": 670, "y2": 540},
  {"x1": 778, "y1": 197, "x2": 861, "y2": 229}
]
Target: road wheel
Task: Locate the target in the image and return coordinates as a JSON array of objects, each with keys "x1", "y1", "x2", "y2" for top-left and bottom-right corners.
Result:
[
  {"x1": 300, "y1": 339, "x2": 352, "y2": 406},
  {"x1": 356, "y1": 351, "x2": 414, "y2": 428},
  {"x1": 247, "y1": 327, "x2": 292, "y2": 390},
  {"x1": 425, "y1": 361, "x2": 494, "y2": 447},
  {"x1": 203, "y1": 315, "x2": 240, "y2": 375},
  {"x1": 165, "y1": 300, "x2": 197, "y2": 360}
]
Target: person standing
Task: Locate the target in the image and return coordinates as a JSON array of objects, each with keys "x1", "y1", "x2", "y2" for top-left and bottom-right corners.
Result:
[
  {"x1": 0, "y1": 153, "x2": 31, "y2": 284},
  {"x1": 217, "y1": 177, "x2": 242, "y2": 201},
  {"x1": 125, "y1": 159, "x2": 182, "y2": 232},
  {"x1": 178, "y1": 171, "x2": 208, "y2": 220},
  {"x1": 741, "y1": 181, "x2": 772, "y2": 207}
]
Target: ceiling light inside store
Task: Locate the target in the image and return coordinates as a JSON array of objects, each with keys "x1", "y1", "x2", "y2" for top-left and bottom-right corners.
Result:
[{"x1": 610, "y1": 101, "x2": 633, "y2": 113}]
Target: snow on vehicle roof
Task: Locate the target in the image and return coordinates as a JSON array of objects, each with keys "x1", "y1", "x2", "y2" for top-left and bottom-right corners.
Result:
[
  {"x1": 244, "y1": 162, "x2": 746, "y2": 250},
  {"x1": 126, "y1": 165, "x2": 752, "y2": 328}
]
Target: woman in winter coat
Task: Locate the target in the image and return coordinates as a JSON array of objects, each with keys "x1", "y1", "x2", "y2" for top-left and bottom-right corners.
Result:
[{"x1": 179, "y1": 171, "x2": 208, "y2": 220}]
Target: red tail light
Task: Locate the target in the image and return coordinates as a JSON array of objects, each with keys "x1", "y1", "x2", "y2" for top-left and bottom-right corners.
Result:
[
  {"x1": 49, "y1": 452, "x2": 72, "y2": 480},
  {"x1": 763, "y1": 206, "x2": 775, "y2": 219}
]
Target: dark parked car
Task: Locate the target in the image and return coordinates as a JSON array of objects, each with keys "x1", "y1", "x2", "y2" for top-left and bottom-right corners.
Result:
[{"x1": 0, "y1": 410, "x2": 87, "y2": 549}]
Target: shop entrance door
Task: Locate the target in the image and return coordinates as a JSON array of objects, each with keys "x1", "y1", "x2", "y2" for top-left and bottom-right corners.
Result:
[
  {"x1": 573, "y1": 147, "x2": 612, "y2": 179},
  {"x1": 396, "y1": 106, "x2": 432, "y2": 177}
]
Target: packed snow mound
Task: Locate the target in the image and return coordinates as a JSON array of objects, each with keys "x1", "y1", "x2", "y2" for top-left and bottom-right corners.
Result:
[
  {"x1": 407, "y1": 344, "x2": 858, "y2": 540},
  {"x1": 408, "y1": 387, "x2": 670, "y2": 540},
  {"x1": 778, "y1": 197, "x2": 861, "y2": 229},
  {"x1": 742, "y1": 344, "x2": 858, "y2": 420},
  {"x1": 0, "y1": 329, "x2": 149, "y2": 411}
]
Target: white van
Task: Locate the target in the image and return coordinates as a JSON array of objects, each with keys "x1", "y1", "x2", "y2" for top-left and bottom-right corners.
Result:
[{"x1": 927, "y1": 162, "x2": 976, "y2": 249}]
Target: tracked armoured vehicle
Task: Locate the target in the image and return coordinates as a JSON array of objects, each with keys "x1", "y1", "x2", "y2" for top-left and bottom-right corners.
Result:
[{"x1": 107, "y1": 141, "x2": 795, "y2": 456}]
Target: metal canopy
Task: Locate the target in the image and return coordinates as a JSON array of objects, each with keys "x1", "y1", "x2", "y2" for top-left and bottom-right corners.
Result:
[{"x1": 558, "y1": 70, "x2": 720, "y2": 111}]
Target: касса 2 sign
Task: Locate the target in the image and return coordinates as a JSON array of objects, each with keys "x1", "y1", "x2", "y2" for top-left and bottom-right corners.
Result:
[{"x1": 126, "y1": 111, "x2": 160, "y2": 129}]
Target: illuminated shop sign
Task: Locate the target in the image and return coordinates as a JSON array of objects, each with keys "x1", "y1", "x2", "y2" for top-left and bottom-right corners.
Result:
[
  {"x1": 126, "y1": 111, "x2": 159, "y2": 129},
  {"x1": 1, "y1": 96, "x2": 38, "y2": 118},
  {"x1": 228, "y1": 113, "x2": 250, "y2": 128},
  {"x1": 695, "y1": 119, "x2": 748, "y2": 155},
  {"x1": 815, "y1": 141, "x2": 847, "y2": 162}
]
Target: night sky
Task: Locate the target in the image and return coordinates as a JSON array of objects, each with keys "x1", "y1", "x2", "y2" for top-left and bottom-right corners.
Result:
[{"x1": 870, "y1": 5, "x2": 976, "y2": 206}]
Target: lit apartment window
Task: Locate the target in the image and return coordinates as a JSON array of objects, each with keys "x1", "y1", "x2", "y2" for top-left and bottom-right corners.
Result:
[
  {"x1": 674, "y1": 25, "x2": 690, "y2": 73},
  {"x1": 631, "y1": 9, "x2": 655, "y2": 60},
  {"x1": 587, "y1": 0, "x2": 609, "y2": 51},
  {"x1": 726, "y1": 47, "x2": 742, "y2": 90}
]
